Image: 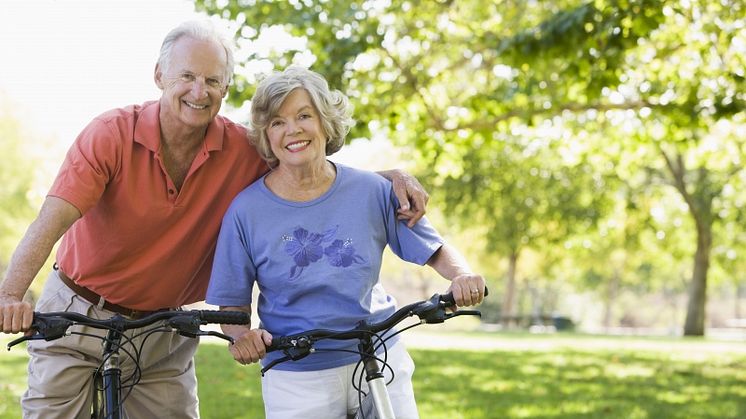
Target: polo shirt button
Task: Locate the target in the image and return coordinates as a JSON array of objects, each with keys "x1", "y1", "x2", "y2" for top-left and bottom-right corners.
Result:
[{"x1": 168, "y1": 189, "x2": 175, "y2": 194}]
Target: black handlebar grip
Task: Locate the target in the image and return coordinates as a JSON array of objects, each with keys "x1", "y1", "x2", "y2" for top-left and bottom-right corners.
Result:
[
  {"x1": 198, "y1": 310, "x2": 250, "y2": 325},
  {"x1": 266, "y1": 335, "x2": 283, "y2": 352},
  {"x1": 441, "y1": 293, "x2": 456, "y2": 305}
]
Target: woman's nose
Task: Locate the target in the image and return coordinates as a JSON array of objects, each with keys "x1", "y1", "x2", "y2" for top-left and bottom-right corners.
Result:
[{"x1": 285, "y1": 121, "x2": 300, "y2": 135}]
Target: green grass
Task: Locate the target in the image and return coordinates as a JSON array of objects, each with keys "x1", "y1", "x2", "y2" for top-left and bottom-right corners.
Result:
[
  {"x1": 2, "y1": 333, "x2": 746, "y2": 418},
  {"x1": 0, "y1": 349, "x2": 28, "y2": 419}
]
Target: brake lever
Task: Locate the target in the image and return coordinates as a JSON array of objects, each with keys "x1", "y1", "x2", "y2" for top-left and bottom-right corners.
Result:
[
  {"x1": 260, "y1": 336, "x2": 313, "y2": 376},
  {"x1": 440, "y1": 309, "x2": 481, "y2": 321},
  {"x1": 202, "y1": 330, "x2": 235, "y2": 344},
  {"x1": 7, "y1": 316, "x2": 74, "y2": 350},
  {"x1": 7, "y1": 334, "x2": 38, "y2": 350},
  {"x1": 168, "y1": 315, "x2": 204, "y2": 338},
  {"x1": 261, "y1": 355, "x2": 291, "y2": 376}
]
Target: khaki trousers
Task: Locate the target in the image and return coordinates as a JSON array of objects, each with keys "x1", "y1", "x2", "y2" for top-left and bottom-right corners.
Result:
[{"x1": 21, "y1": 270, "x2": 200, "y2": 419}]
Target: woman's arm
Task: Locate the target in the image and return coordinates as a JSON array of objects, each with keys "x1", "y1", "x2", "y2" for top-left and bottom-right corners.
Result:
[{"x1": 426, "y1": 243, "x2": 486, "y2": 307}]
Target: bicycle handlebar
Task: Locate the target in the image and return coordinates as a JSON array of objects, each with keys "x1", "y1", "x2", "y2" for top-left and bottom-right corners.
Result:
[
  {"x1": 267, "y1": 288, "x2": 489, "y2": 355},
  {"x1": 6, "y1": 309, "x2": 250, "y2": 350}
]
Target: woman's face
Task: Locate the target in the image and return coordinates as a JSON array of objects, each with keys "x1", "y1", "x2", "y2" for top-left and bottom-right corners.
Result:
[{"x1": 266, "y1": 88, "x2": 326, "y2": 169}]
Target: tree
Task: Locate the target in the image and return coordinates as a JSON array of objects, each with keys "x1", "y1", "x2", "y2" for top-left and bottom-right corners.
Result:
[
  {"x1": 0, "y1": 102, "x2": 38, "y2": 274},
  {"x1": 197, "y1": 0, "x2": 746, "y2": 335}
]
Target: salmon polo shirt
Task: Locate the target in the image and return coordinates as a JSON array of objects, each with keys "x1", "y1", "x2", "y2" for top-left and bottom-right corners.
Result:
[{"x1": 50, "y1": 101, "x2": 267, "y2": 310}]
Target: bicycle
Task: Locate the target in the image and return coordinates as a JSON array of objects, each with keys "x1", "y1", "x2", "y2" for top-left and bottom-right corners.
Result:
[
  {"x1": 263, "y1": 289, "x2": 488, "y2": 419},
  {"x1": 7, "y1": 309, "x2": 249, "y2": 419}
]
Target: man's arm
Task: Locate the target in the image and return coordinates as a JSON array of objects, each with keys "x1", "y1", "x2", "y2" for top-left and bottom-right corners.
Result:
[
  {"x1": 0, "y1": 196, "x2": 81, "y2": 333},
  {"x1": 376, "y1": 169, "x2": 430, "y2": 228},
  {"x1": 426, "y1": 243, "x2": 486, "y2": 307},
  {"x1": 219, "y1": 305, "x2": 272, "y2": 365}
]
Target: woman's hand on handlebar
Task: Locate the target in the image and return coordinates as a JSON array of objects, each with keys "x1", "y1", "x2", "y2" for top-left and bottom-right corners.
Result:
[
  {"x1": 447, "y1": 273, "x2": 486, "y2": 308},
  {"x1": 225, "y1": 326, "x2": 273, "y2": 365}
]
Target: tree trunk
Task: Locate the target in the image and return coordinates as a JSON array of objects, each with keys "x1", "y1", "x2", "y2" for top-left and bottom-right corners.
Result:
[
  {"x1": 501, "y1": 251, "x2": 519, "y2": 326},
  {"x1": 735, "y1": 282, "x2": 744, "y2": 319},
  {"x1": 603, "y1": 268, "x2": 620, "y2": 330},
  {"x1": 683, "y1": 223, "x2": 712, "y2": 336},
  {"x1": 659, "y1": 149, "x2": 717, "y2": 337}
]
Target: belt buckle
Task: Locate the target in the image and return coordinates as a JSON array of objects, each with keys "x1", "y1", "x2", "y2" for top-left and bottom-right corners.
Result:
[{"x1": 129, "y1": 310, "x2": 147, "y2": 320}]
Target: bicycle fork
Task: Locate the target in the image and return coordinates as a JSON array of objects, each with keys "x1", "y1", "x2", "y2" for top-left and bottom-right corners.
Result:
[
  {"x1": 92, "y1": 329, "x2": 124, "y2": 419},
  {"x1": 358, "y1": 337, "x2": 395, "y2": 419}
]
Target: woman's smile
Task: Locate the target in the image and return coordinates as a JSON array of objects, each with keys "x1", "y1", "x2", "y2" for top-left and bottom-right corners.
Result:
[{"x1": 285, "y1": 140, "x2": 311, "y2": 152}]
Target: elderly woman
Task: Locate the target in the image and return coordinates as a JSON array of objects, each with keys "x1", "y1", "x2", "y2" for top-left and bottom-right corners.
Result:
[{"x1": 206, "y1": 67, "x2": 485, "y2": 419}]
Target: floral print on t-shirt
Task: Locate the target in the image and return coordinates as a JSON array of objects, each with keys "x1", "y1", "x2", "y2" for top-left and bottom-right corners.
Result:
[{"x1": 282, "y1": 225, "x2": 365, "y2": 279}]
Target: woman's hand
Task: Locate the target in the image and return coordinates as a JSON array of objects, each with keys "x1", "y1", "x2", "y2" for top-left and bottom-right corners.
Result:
[
  {"x1": 447, "y1": 273, "x2": 486, "y2": 307},
  {"x1": 224, "y1": 326, "x2": 273, "y2": 365}
]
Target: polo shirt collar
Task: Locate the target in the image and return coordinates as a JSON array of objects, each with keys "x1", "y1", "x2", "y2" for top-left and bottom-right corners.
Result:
[{"x1": 134, "y1": 101, "x2": 226, "y2": 152}]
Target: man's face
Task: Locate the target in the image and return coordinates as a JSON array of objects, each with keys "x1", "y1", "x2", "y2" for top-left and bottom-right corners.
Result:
[{"x1": 155, "y1": 36, "x2": 228, "y2": 132}]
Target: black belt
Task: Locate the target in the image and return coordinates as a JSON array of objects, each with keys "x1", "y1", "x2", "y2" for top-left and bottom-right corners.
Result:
[{"x1": 54, "y1": 264, "x2": 166, "y2": 319}]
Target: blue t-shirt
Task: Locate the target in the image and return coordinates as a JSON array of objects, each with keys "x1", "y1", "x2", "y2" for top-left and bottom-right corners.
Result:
[{"x1": 206, "y1": 162, "x2": 443, "y2": 371}]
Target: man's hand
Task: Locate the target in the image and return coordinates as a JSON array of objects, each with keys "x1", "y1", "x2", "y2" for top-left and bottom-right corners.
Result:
[
  {"x1": 0, "y1": 294, "x2": 33, "y2": 334},
  {"x1": 379, "y1": 169, "x2": 430, "y2": 227}
]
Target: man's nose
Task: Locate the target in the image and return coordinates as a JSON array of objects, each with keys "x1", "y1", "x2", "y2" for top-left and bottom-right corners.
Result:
[{"x1": 191, "y1": 78, "x2": 209, "y2": 97}]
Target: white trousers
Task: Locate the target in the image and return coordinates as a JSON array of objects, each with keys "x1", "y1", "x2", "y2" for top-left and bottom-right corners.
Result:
[{"x1": 262, "y1": 340, "x2": 419, "y2": 419}]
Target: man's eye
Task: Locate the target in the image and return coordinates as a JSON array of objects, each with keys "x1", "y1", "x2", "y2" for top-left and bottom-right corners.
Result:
[
  {"x1": 207, "y1": 79, "x2": 222, "y2": 88},
  {"x1": 180, "y1": 73, "x2": 195, "y2": 82}
]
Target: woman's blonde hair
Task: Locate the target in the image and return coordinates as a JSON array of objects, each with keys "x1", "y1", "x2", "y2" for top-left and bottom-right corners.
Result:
[{"x1": 249, "y1": 67, "x2": 355, "y2": 167}]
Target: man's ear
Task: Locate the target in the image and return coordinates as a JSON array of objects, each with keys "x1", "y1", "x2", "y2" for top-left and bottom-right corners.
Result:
[{"x1": 154, "y1": 64, "x2": 164, "y2": 90}]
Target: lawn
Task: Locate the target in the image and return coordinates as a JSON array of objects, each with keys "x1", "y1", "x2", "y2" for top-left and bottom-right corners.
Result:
[{"x1": 2, "y1": 331, "x2": 745, "y2": 418}]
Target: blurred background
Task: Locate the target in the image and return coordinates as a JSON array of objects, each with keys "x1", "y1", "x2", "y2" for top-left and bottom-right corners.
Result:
[{"x1": 1, "y1": 0, "x2": 745, "y2": 340}]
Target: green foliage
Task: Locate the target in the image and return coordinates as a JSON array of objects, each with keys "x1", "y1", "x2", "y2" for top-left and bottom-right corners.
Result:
[
  {"x1": 0, "y1": 108, "x2": 37, "y2": 270},
  {"x1": 196, "y1": 0, "x2": 746, "y2": 333}
]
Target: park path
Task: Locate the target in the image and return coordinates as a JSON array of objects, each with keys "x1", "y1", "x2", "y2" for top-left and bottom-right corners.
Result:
[{"x1": 400, "y1": 327, "x2": 746, "y2": 356}]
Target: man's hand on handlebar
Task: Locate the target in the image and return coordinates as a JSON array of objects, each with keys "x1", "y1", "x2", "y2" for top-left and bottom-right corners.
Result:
[
  {"x1": 226, "y1": 326, "x2": 273, "y2": 365},
  {"x1": 0, "y1": 294, "x2": 33, "y2": 334}
]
